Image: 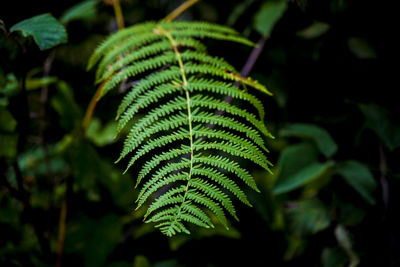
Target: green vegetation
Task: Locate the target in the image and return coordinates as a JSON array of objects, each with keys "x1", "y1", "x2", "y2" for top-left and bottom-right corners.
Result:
[{"x1": 0, "y1": 0, "x2": 398, "y2": 266}]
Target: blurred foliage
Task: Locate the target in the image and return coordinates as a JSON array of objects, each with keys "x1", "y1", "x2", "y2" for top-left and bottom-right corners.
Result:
[{"x1": 0, "y1": 0, "x2": 399, "y2": 266}]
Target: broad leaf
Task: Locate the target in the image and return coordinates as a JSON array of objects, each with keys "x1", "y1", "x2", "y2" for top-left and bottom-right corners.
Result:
[
  {"x1": 0, "y1": 107, "x2": 17, "y2": 132},
  {"x1": 359, "y1": 103, "x2": 400, "y2": 151},
  {"x1": 254, "y1": 0, "x2": 287, "y2": 37},
  {"x1": 60, "y1": 0, "x2": 98, "y2": 24},
  {"x1": 336, "y1": 160, "x2": 377, "y2": 205},
  {"x1": 10, "y1": 13, "x2": 67, "y2": 50},
  {"x1": 286, "y1": 198, "x2": 330, "y2": 235},
  {"x1": 280, "y1": 123, "x2": 338, "y2": 157},
  {"x1": 273, "y1": 143, "x2": 334, "y2": 194},
  {"x1": 348, "y1": 37, "x2": 376, "y2": 59},
  {"x1": 297, "y1": 21, "x2": 330, "y2": 39},
  {"x1": 64, "y1": 214, "x2": 123, "y2": 267},
  {"x1": 0, "y1": 134, "x2": 18, "y2": 157}
]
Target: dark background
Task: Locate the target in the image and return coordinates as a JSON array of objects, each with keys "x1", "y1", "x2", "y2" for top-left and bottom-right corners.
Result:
[{"x1": 1, "y1": 0, "x2": 399, "y2": 266}]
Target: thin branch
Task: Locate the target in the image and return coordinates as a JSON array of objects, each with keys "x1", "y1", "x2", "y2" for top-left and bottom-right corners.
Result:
[
  {"x1": 56, "y1": 197, "x2": 68, "y2": 267},
  {"x1": 379, "y1": 145, "x2": 389, "y2": 221},
  {"x1": 39, "y1": 52, "x2": 55, "y2": 182},
  {"x1": 112, "y1": 0, "x2": 125, "y2": 30},
  {"x1": 163, "y1": 0, "x2": 201, "y2": 22},
  {"x1": 81, "y1": 76, "x2": 111, "y2": 133},
  {"x1": 82, "y1": 0, "x2": 124, "y2": 133}
]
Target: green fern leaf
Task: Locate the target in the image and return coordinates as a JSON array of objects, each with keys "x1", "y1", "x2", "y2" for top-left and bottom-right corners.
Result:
[{"x1": 88, "y1": 20, "x2": 273, "y2": 236}]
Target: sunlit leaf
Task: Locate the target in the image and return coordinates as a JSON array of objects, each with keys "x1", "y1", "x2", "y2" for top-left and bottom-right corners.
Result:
[
  {"x1": 336, "y1": 160, "x2": 377, "y2": 205},
  {"x1": 10, "y1": 13, "x2": 67, "y2": 50}
]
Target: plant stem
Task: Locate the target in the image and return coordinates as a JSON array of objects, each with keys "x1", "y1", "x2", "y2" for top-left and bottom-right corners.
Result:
[
  {"x1": 163, "y1": 0, "x2": 201, "y2": 22},
  {"x1": 82, "y1": 0, "x2": 199, "y2": 134},
  {"x1": 82, "y1": 77, "x2": 110, "y2": 133},
  {"x1": 82, "y1": 0, "x2": 124, "y2": 133},
  {"x1": 112, "y1": 0, "x2": 125, "y2": 30},
  {"x1": 156, "y1": 26, "x2": 194, "y2": 234},
  {"x1": 56, "y1": 197, "x2": 67, "y2": 267},
  {"x1": 379, "y1": 145, "x2": 389, "y2": 220}
]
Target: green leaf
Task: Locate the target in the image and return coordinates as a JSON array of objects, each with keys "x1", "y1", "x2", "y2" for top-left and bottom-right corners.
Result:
[
  {"x1": 274, "y1": 162, "x2": 334, "y2": 194},
  {"x1": 322, "y1": 247, "x2": 348, "y2": 267},
  {"x1": 10, "y1": 13, "x2": 67, "y2": 50},
  {"x1": 64, "y1": 214, "x2": 123, "y2": 267},
  {"x1": 25, "y1": 76, "x2": 58, "y2": 90},
  {"x1": 60, "y1": 0, "x2": 98, "y2": 24},
  {"x1": 0, "y1": 73, "x2": 19, "y2": 96},
  {"x1": 359, "y1": 103, "x2": 400, "y2": 151},
  {"x1": 273, "y1": 143, "x2": 334, "y2": 194},
  {"x1": 348, "y1": 37, "x2": 376, "y2": 59},
  {"x1": 51, "y1": 81, "x2": 82, "y2": 130},
  {"x1": 286, "y1": 198, "x2": 330, "y2": 235},
  {"x1": 86, "y1": 118, "x2": 118, "y2": 147},
  {"x1": 0, "y1": 107, "x2": 17, "y2": 132},
  {"x1": 0, "y1": 134, "x2": 18, "y2": 158},
  {"x1": 227, "y1": 0, "x2": 256, "y2": 26},
  {"x1": 280, "y1": 123, "x2": 338, "y2": 157},
  {"x1": 336, "y1": 160, "x2": 377, "y2": 205},
  {"x1": 133, "y1": 255, "x2": 151, "y2": 267},
  {"x1": 296, "y1": 21, "x2": 330, "y2": 39},
  {"x1": 254, "y1": 0, "x2": 287, "y2": 37},
  {"x1": 334, "y1": 225, "x2": 360, "y2": 266}
]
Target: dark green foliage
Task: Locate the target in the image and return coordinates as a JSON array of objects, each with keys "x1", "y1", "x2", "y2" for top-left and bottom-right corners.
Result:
[
  {"x1": 88, "y1": 20, "x2": 272, "y2": 236},
  {"x1": 10, "y1": 13, "x2": 67, "y2": 50},
  {"x1": 1, "y1": 0, "x2": 399, "y2": 266}
]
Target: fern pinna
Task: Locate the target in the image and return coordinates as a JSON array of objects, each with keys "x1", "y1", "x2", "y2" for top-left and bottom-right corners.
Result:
[{"x1": 88, "y1": 21, "x2": 273, "y2": 236}]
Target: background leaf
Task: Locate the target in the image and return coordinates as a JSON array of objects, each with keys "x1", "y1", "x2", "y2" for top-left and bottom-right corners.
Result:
[
  {"x1": 359, "y1": 103, "x2": 400, "y2": 151},
  {"x1": 336, "y1": 160, "x2": 377, "y2": 205},
  {"x1": 254, "y1": 0, "x2": 287, "y2": 37},
  {"x1": 65, "y1": 214, "x2": 123, "y2": 267},
  {"x1": 273, "y1": 143, "x2": 334, "y2": 194},
  {"x1": 348, "y1": 37, "x2": 376, "y2": 59},
  {"x1": 0, "y1": 107, "x2": 17, "y2": 132},
  {"x1": 60, "y1": 0, "x2": 98, "y2": 24},
  {"x1": 10, "y1": 13, "x2": 67, "y2": 50},
  {"x1": 286, "y1": 198, "x2": 331, "y2": 235},
  {"x1": 280, "y1": 123, "x2": 338, "y2": 157},
  {"x1": 296, "y1": 21, "x2": 330, "y2": 39}
]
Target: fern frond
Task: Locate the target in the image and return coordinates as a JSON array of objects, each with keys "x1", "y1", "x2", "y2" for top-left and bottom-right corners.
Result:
[{"x1": 88, "y1": 20, "x2": 273, "y2": 236}]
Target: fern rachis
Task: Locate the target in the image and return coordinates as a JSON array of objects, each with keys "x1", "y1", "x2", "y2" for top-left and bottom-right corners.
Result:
[{"x1": 88, "y1": 20, "x2": 273, "y2": 236}]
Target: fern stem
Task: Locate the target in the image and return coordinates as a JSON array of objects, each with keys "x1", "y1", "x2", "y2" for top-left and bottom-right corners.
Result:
[
  {"x1": 156, "y1": 26, "x2": 195, "y2": 233},
  {"x1": 163, "y1": 0, "x2": 201, "y2": 22},
  {"x1": 112, "y1": 0, "x2": 125, "y2": 30},
  {"x1": 82, "y1": 74, "x2": 112, "y2": 133}
]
